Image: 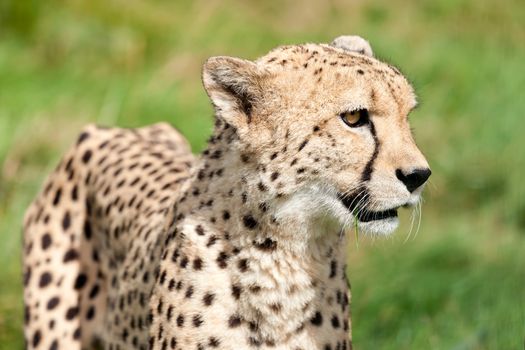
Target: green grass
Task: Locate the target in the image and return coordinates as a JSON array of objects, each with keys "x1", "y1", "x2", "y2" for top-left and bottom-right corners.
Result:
[{"x1": 1, "y1": 0, "x2": 524, "y2": 349}]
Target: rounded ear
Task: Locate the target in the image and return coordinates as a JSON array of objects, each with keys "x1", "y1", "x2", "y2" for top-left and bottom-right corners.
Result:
[
  {"x1": 330, "y1": 35, "x2": 374, "y2": 57},
  {"x1": 202, "y1": 56, "x2": 263, "y2": 128}
]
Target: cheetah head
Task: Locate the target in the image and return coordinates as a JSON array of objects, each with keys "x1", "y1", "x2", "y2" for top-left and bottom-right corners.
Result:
[{"x1": 202, "y1": 36, "x2": 430, "y2": 236}]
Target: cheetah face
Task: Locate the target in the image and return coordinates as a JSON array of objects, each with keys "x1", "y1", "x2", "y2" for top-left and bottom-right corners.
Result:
[{"x1": 202, "y1": 36, "x2": 430, "y2": 236}]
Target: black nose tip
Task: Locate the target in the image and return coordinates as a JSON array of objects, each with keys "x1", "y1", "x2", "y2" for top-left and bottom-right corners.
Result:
[{"x1": 396, "y1": 168, "x2": 431, "y2": 193}]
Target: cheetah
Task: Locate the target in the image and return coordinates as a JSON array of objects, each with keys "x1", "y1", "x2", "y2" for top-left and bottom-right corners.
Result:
[{"x1": 23, "y1": 35, "x2": 431, "y2": 350}]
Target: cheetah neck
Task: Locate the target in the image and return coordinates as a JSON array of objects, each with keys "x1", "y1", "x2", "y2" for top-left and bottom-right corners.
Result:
[{"x1": 173, "y1": 124, "x2": 351, "y2": 346}]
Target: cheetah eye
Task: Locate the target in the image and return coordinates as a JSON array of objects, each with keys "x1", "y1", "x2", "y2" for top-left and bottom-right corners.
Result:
[{"x1": 340, "y1": 109, "x2": 369, "y2": 128}]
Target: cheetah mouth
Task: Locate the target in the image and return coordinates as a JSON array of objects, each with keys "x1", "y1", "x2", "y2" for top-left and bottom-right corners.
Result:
[{"x1": 337, "y1": 192, "x2": 398, "y2": 222}]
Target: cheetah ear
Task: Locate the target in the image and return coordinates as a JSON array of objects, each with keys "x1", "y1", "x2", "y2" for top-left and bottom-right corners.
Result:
[
  {"x1": 202, "y1": 56, "x2": 263, "y2": 127},
  {"x1": 330, "y1": 35, "x2": 374, "y2": 57}
]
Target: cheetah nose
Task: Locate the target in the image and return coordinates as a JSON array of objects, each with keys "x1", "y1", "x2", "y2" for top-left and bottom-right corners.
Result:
[{"x1": 395, "y1": 168, "x2": 431, "y2": 193}]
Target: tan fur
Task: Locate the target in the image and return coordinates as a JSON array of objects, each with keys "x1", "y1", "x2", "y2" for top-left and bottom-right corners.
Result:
[{"x1": 23, "y1": 36, "x2": 429, "y2": 350}]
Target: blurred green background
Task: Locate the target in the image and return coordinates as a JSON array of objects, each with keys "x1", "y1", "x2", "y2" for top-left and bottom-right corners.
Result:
[{"x1": 1, "y1": 0, "x2": 524, "y2": 349}]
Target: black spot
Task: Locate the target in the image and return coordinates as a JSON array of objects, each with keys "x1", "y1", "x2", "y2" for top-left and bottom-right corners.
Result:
[
  {"x1": 74, "y1": 273, "x2": 87, "y2": 289},
  {"x1": 23, "y1": 267, "x2": 31, "y2": 287},
  {"x1": 41, "y1": 233, "x2": 52, "y2": 250},
  {"x1": 171, "y1": 249, "x2": 180, "y2": 263},
  {"x1": 82, "y1": 221, "x2": 93, "y2": 241},
  {"x1": 237, "y1": 259, "x2": 249, "y2": 272},
  {"x1": 77, "y1": 132, "x2": 90, "y2": 145},
  {"x1": 357, "y1": 69, "x2": 364, "y2": 75},
  {"x1": 259, "y1": 202, "x2": 268, "y2": 212},
  {"x1": 89, "y1": 284, "x2": 100, "y2": 299},
  {"x1": 222, "y1": 211, "x2": 231, "y2": 221},
  {"x1": 210, "y1": 150, "x2": 222, "y2": 159},
  {"x1": 298, "y1": 139, "x2": 309, "y2": 151},
  {"x1": 313, "y1": 125, "x2": 320, "y2": 132},
  {"x1": 62, "y1": 211, "x2": 71, "y2": 231},
  {"x1": 269, "y1": 303, "x2": 282, "y2": 313},
  {"x1": 24, "y1": 306, "x2": 30, "y2": 325},
  {"x1": 207, "y1": 235, "x2": 218, "y2": 247},
  {"x1": 49, "y1": 339, "x2": 59, "y2": 350},
  {"x1": 73, "y1": 327, "x2": 81, "y2": 340},
  {"x1": 216, "y1": 251, "x2": 229, "y2": 268},
  {"x1": 71, "y1": 185, "x2": 78, "y2": 201},
  {"x1": 193, "y1": 258, "x2": 203, "y2": 270},
  {"x1": 203, "y1": 293, "x2": 215, "y2": 306},
  {"x1": 82, "y1": 149, "x2": 93, "y2": 164},
  {"x1": 195, "y1": 225, "x2": 205, "y2": 236},
  {"x1": 249, "y1": 285, "x2": 261, "y2": 293},
  {"x1": 47, "y1": 297, "x2": 60, "y2": 310},
  {"x1": 159, "y1": 270, "x2": 167, "y2": 285},
  {"x1": 52, "y1": 188, "x2": 62, "y2": 206},
  {"x1": 39, "y1": 272, "x2": 52, "y2": 288},
  {"x1": 242, "y1": 215, "x2": 258, "y2": 230},
  {"x1": 254, "y1": 238, "x2": 277, "y2": 251},
  {"x1": 168, "y1": 278, "x2": 176, "y2": 291},
  {"x1": 209, "y1": 337, "x2": 220, "y2": 347},
  {"x1": 270, "y1": 172, "x2": 279, "y2": 181},
  {"x1": 86, "y1": 306, "x2": 95, "y2": 320},
  {"x1": 66, "y1": 306, "x2": 80, "y2": 320},
  {"x1": 231, "y1": 284, "x2": 242, "y2": 299},
  {"x1": 265, "y1": 339, "x2": 276, "y2": 347},
  {"x1": 329, "y1": 260, "x2": 337, "y2": 278},
  {"x1": 257, "y1": 182, "x2": 267, "y2": 192},
  {"x1": 185, "y1": 285, "x2": 194, "y2": 298},
  {"x1": 249, "y1": 337, "x2": 262, "y2": 347},
  {"x1": 142, "y1": 271, "x2": 150, "y2": 284},
  {"x1": 32, "y1": 330, "x2": 42, "y2": 347},
  {"x1": 176, "y1": 314, "x2": 184, "y2": 327},
  {"x1": 228, "y1": 315, "x2": 242, "y2": 328},
  {"x1": 149, "y1": 336, "x2": 155, "y2": 349},
  {"x1": 193, "y1": 314, "x2": 204, "y2": 327},
  {"x1": 310, "y1": 311, "x2": 323, "y2": 326},
  {"x1": 63, "y1": 248, "x2": 79, "y2": 263},
  {"x1": 331, "y1": 314, "x2": 340, "y2": 328},
  {"x1": 166, "y1": 305, "x2": 173, "y2": 321},
  {"x1": 176, "y1": 281, "x2": 183, "y2": 290}
]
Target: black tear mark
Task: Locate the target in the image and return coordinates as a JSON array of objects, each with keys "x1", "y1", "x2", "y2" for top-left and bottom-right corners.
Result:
[{"x1": 361, "y1": 121, "x2": 380, "y2": 182}]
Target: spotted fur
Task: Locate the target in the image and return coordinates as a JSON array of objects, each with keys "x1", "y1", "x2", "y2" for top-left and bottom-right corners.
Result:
[{"x1": 23, "y1": 36, "x2": 429, "y2": 350}]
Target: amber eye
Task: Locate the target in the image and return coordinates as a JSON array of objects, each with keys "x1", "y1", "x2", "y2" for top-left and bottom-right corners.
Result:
[{"x1": 340, "y1": 109, "x2": 369, "y2": 127}]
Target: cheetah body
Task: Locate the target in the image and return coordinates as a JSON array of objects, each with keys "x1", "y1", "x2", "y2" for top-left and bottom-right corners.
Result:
[{"x1": 23, "y1": 36, "x2": 430, "y2": 350}]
